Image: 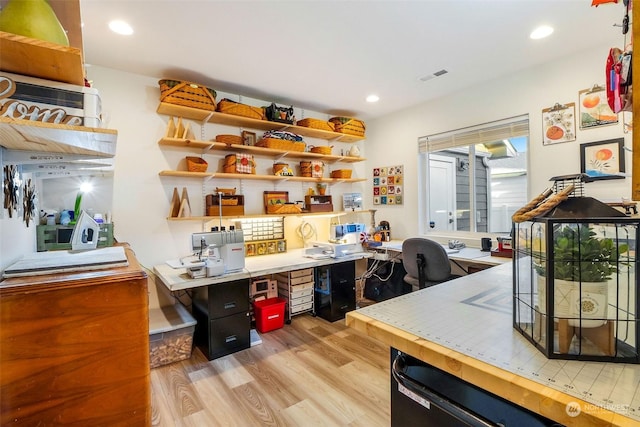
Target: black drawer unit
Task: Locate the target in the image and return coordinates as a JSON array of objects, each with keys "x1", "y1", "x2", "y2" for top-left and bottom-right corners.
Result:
[
  {"x1": 192, "y1": 278, "x2": 250, "y2": 360},
  {"x1": 314, "y1": 260, "x2": 356, "y2": 322}
]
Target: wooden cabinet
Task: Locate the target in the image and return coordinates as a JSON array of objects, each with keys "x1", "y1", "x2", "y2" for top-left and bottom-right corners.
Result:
[{"x1": 0, "y1": 246, "x2": 151, "y2": 426}]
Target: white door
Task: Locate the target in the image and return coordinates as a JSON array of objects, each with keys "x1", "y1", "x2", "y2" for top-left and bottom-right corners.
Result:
[{"x1": 428, "y1": 155, "x2": 456, "y2": 231}]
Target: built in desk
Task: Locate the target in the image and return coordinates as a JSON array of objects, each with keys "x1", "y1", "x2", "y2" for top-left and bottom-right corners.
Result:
[{"x1": 346, "y1": 262, "x2": 640, "y2": 427}]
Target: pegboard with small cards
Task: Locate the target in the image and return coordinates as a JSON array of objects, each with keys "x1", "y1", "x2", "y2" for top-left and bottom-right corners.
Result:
[{"x1": 372, "y1": 165, "x2": 403, "y2": 205}]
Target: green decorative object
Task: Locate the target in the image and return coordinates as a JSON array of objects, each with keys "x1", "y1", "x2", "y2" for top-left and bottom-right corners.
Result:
[{"x1": 0, "y1": 0, "x2": 69, "y2": 46}]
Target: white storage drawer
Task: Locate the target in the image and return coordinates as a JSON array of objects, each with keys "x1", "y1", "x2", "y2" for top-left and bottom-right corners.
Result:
[{"x1": 276, "y1": 268, "x2": 315, "y2": 320}]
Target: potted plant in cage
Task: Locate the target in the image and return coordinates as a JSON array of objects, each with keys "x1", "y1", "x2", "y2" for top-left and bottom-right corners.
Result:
[{"x1": 534, "y1": 224, "x2": 628, "y2": 328}]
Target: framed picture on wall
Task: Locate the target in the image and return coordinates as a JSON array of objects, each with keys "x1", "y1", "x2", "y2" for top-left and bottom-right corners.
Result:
[
  {"x1": 580, "y1": 138, "x2": 625, "y2": 181},
  {"x1": 242, "y1": 131, "x2": 256, "y2": 146},
  {"x1": 578, "y1": 86, "x2": 618, "y2": 129},
  {"x1": 542, "y1": 102, "x2": 576, "y2": 145}
]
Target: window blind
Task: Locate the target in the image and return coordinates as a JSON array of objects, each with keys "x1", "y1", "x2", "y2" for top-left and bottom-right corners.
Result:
[{"x1": 418, "y1": 115, "x2": 529, "y2": 153}]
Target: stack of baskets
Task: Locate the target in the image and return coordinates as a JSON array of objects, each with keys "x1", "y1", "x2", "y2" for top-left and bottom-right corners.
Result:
[
  {"x1": 329, "y1": 117, "x2": 366, "y2": 137},
  {"x1": 159, "y1": 80, "x2": 217, "y2": 111},
  {"x1": 300, "y1": 160, "x2": 324, "y2": 178},
  {"x1": 223, "y1": 154, "x2": 256, "y2": 174}
]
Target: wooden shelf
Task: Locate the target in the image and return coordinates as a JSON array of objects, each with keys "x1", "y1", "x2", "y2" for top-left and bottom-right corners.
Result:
[
  {"x1": 157, "y1": 102, "x2": 365, "y2": 143},
  {"x1": 0, "y1": 117, "x2": 117, "y2": 159},
  {"x1": 0, "y1": 31, "x2": 84, "y2": 85},
  {"x1": 158, "y1": 137, "x2": 365, "y2": 163},
  {"x1": 166, "y1": 210, "x2": 373, "y2": 221},
  {"x1": 158, "y1": 170, "x2": 366, "y2": 184}
]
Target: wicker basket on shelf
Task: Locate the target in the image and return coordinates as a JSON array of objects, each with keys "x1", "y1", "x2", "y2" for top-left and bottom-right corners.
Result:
[
  {"x1": 223, "y1": 154, "x2": 256, "y2": 174},
  {"x1": 329, "y1": 117, "x2": 366, "y2": 137},
  {"x1": 255, "y1": 138, "x2": 306, "y2": 152},
  {"x1": 159, "y1": 80, "x2": 216, "y2": 111},
  {"x1": 215, "y1": 187, "x2": 236, "y2": 195},
  {"x1": 296, "y1": 118, "x2": 335, "y2": 132},
  {"x1": 216, "y1": 98, "x2": 265, "y2": 120},
  {"x1": 309, "y1": 145, "x2": 332, "y2": 155},
  {"x1": 215, "y1": 134, "x2": 243, "y2": 145},
  {"x1": 185, "y1": 156, "x2": 208, "y2": 172},
  {"x1": 330, "y1": 169, "x2": 352, "y2": 179}
]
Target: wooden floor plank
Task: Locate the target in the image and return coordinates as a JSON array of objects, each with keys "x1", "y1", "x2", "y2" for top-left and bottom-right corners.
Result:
[{"x1": 151, "y1": 313, "x2": 391, "y2": 426}]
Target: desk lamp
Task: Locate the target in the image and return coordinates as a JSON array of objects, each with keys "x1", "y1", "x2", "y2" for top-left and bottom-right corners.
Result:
[{"x1": 71, "y1": 182, "x2": 93, "y2": 225}]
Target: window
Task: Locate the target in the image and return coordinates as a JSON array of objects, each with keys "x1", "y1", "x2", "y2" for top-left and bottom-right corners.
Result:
[{"x1": 418, "y1": 115, "x2": 529, "y2": 234}]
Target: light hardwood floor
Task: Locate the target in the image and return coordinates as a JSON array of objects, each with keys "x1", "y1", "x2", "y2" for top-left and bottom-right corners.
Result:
[{"x1": 150, "y1": 314, "x2": 391, "y2": 426}]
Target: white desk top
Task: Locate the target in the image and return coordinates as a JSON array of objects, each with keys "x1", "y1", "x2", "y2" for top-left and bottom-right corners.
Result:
[
  {"x1": 154, "y1": 248, "x2": 369, "y2": 292},
  {"x1": 379, "y1": 239, "x2": 512, "y2": 266}
]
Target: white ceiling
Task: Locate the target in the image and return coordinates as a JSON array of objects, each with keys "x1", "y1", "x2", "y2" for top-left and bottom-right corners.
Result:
[{"x1": 79, "y1": 0, "x2": 627, "y2": 120}]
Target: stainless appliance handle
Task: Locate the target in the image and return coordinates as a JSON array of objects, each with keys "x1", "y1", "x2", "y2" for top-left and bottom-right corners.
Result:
[{"x1": 392, "y1": 353, "x2": 496, "y2": 427}]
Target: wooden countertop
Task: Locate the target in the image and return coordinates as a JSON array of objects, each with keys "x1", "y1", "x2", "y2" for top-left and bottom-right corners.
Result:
[{"x1": 346, "y1": 263, "x2": 640, "y2": 427}]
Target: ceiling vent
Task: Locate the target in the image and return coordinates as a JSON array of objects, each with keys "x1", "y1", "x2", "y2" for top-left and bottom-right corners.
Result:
[{"x1": 419, "y1": 69, "x2": 448, "y2": 82}]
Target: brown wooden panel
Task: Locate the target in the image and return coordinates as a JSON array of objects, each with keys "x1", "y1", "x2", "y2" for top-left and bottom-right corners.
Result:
[{"x1": 0, "y1": 247, "x2": 150, "y2": 426}]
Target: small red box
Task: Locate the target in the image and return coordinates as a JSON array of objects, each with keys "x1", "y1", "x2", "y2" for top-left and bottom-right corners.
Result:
[{"x1": 253, "y1": 297, "x2": 286, "y2": 333}]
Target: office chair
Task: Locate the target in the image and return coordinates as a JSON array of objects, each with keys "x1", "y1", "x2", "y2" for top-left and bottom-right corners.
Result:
[{"x1": 401, "y1": 237, "x2": 460, "y2": 291}]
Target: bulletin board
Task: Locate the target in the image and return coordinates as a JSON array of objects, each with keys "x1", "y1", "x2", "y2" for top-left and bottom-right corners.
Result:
[{"x1": 373, "y1": 165, "x2": 403, "y2": 205}]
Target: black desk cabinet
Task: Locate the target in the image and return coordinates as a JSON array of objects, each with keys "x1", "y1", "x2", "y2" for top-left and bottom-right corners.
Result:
[
  {"x1": 193, "y1": 278, "x2": 251, "y2": 360},
  {"x1": 314, "y1": 260, "x2": 356, "y2": 322}
]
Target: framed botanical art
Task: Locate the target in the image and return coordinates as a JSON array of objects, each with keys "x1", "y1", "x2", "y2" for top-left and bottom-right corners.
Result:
[
  {"x1": 580, "y1": 138, "x2": 625, "y2": 181},
  {"x1": 542, "y1": 102, "x2": 576, "y2": 145},
  {"x1": 578, "y1": 86, "x2": 618, "y2": 129}
]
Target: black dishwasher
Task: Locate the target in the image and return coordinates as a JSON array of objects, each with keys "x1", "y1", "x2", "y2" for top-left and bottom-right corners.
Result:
[{"x1": 391, "y1": 348, "x2": 564, "y2": 426}]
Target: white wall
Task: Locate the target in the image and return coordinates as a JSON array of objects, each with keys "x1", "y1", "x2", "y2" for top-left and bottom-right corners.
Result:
[{"x1": 365, "y1": 41, "x2": 631, "y2": 241}]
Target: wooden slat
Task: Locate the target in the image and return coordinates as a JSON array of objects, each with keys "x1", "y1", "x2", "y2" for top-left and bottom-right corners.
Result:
[{"x1": 0, "y1": 32, "x2": 84, "y2": 85}]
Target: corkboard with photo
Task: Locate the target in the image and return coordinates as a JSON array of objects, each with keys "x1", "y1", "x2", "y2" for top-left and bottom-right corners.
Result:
[{"x1": 373, "y1": 165, "x2": 403, "y2": 205}]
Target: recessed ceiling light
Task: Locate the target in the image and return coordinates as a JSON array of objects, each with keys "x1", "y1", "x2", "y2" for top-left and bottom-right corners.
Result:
[
  {"x1": 109, "y1": 20, "x2": 133, "y2": 35},
  {"x1": 530, "y1": 25, "x2": 553, "y2": 40},
  {"x1": 366, "y1": 94, "x2": 380, "y2": 103}
]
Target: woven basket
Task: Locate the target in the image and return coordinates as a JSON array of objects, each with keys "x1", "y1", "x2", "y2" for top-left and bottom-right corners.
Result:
[
  {"x1": 215, "y1": 134, "x2": 242, "y2": 145},
  {"x1": 273, "y1": 163, "x2": 290, "y2": 175},
  {"x1": 255, "y1": 138, "x2": 306, "y2": 152},
  {"x1": 215, "y1": 187, "x2": 236, "y2": 195},
  {"x1": 223, "y1": 154, "x2": 256, "y2": 174},
  {"x1": 267, "y1": 203, "x2": 302, "y2": 214},
  {"x1": 220, "y1": 198, "x2": 239, "y2": 206},
  {"x1": 310, "y1": 145, "x2": 332, "y2": 155},
  {"x1": 296, "y1": 118, "x2": 335, "y2": 132},
  {"x1": 159, "y1": 80, "x2": 216, "y2": 111},
  {"x1": 329, "y1": 117, "x2": 366, "y2": 137},
  {"x1": 185, "y1": 156, "x2": 208, "y2": 172},
  {"x1": 217, "y1": 98, "x2": 265, "y2": 120},
  {"x1": 299, "y1": 161, "x2": 312, "y2": 177},
  {"x1": 331, "y1": 169, "x2": 352, "y2": 179}
]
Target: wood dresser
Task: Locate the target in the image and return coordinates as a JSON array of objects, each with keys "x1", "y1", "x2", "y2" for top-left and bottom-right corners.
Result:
[{"x1": 0, "y1": 246, "x2": 151, "y2": 426}]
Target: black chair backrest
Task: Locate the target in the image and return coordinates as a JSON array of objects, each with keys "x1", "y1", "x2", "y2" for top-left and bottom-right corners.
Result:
[{"x1": 401, "y1": 237, "x2": 452, "y2": 282}]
